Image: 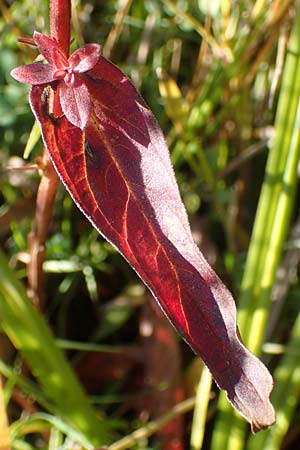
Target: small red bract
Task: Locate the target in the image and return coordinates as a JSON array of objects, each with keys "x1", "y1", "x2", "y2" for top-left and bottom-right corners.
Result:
[{"x1": 11, "y1": 31, "x2": 101, "y2": 129}]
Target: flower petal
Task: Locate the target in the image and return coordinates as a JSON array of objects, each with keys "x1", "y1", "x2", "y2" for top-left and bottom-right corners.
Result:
[
  {"x1": 59, "y1": 81, "x2": 91, "y2": 129},
  {"x1": 68, "y1": 44, "x2": 101, "y2": 73},
  {"x1": 33, "y1": 31, "x2": 68, "y2": 68},
  {"x1": 11, "y1": 63, "x2": 56, "y2": 85}
]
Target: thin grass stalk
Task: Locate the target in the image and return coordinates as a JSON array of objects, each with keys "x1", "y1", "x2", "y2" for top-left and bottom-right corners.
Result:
[
  {"x1": 161, "y1": 0, "x2": 230, "y2": 60},
  {"x1": 246, "y1": 314, "x2": 300, "y2": 450},
  {"x1": 103, "y1": 0, "x2": 133, "y2": 58},
  {"x1": 190, "y1": 366, "x2": 212, "y2": 450},
  {"x1": 0, "y1": 376, "x2": 11, "y2": 450},
  {"x1": 0, "y1": 249, "x2": 110, "y2": 446},
  {"x1": 239, "y1": 0, "x2": 300, "y2": 353},
  {"x1": 0, "y1": 360, "x2": 57, "y2": 414},
  {"x1": 107, "y1": 397, "x2": 195, "y2": 450},
  {"x1": 252, "y1": 0, "x2": 268, "y2": 20},
  {"x1": 247, "y1": 9, "x2": 300, "y2": 449},
  {"x1": 211, "y1": 2, "x2": 300, "y2": 449},
  {"x1": 238, "y1": 80, "x2": 300, "y2": 342},
  {"x1": 10, "y1": 412, "x2": 96, "y2": 448}
]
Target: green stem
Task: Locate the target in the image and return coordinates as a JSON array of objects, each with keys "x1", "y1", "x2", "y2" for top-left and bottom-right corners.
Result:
[
  {"x1": 247, "y1": 313, "x2": 300, "y2": 450},
  {"x1": 190, "y1": 366, "x2": 212, "y2": 450}
]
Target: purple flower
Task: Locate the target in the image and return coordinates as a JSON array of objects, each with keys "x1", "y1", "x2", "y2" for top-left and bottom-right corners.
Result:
[{"x1": 11, "y1": 32, "x2": 101, "y2": 129}]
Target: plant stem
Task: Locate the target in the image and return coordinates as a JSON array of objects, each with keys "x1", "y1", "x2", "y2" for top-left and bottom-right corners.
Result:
[
  {"x1": 50, "y1": 0, "x2": 71, "y2": 56},
  {"x1": 27, "y1": 0, "x2": 71, "y2": 307},
  {"x1": 27, "y1": 157, "x2": 59, "y2": 308}
]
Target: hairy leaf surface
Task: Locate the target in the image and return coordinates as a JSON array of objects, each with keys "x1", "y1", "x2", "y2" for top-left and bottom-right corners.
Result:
[{"x1": 29, "y1": 56, "x2": 275, "y2": 432}]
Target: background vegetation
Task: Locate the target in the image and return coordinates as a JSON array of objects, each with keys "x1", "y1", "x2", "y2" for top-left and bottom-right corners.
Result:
[{"x1": 0, "y1": 0, "x2": 299, "y2": 449}]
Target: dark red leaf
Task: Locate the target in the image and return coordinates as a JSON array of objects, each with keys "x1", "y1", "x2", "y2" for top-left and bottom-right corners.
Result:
[{"x1": 29, "y1": 55, "x2": 275, "y2": 432}]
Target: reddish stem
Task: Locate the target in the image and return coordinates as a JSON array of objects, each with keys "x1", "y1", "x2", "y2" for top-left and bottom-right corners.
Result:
[
  {"x1": 27, "y1": 156, "x2": 59, "y2": 307},
  {"x1": 27, "y1": 0, "x2": 71, "y2": 307},
  {"x1": 50, "y1": 0, "x2": 71, "y2": 56},
  {"x1": 50, "y1": 0, "x2": 71, "y2": 116}
]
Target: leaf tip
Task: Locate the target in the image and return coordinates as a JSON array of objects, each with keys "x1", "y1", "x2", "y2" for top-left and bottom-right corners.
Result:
[
  {"x1": 10, "y1": 66, "x2": 18, "y2": 81},
  {"x1": 222, "y1": 341, "x2": 276, "y2": 432}
]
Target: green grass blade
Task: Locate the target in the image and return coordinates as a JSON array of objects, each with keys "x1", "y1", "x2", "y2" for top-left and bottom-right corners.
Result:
[
  {"x1": 0, "y1": 248, "x2": 110, "y2": 447},
  {"x1": 246, "y1": 314, "x2": 300, "y2": 450},
  {"x1": 190, "y1": 366, "x2": 212, "y2": 450},
  {"x1": 23, "y1": 120, "x2": 41, "y2": 159},
  {"x1": 211, "y1": 2, "x2": 300, "y2": 448},
  {"x1": 0, "y1": 359, "x2": 57, "y2": 413},
  {"x1": 10, "y1": 412, "x2": 95, "y2": 449}
]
